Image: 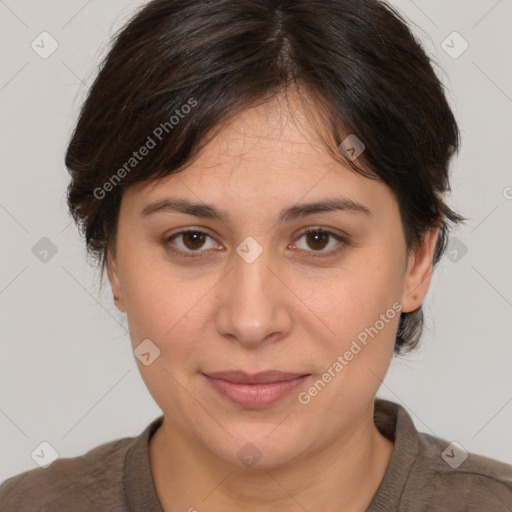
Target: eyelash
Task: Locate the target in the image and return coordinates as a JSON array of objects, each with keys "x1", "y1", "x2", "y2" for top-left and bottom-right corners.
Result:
[{"x1": 162, "y1": 227, "x2": 348, "y2": 260}]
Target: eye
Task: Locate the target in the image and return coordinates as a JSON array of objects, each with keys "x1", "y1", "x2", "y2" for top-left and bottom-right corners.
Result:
[
  {"x1": 290, "y1": 228, "x2": 347, "y2": 258},
  {"x1": 163, "y1": 229, "x2": 219, "y2": 258}
]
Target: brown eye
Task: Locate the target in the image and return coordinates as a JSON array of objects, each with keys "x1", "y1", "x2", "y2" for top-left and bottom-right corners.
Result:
[
  {"x1": 304, "y1": 230, "x2": 330, "y2": 251},
  {"x1": 292, "y1": 228, "x2": 347, "y2": 259},
  {"x1": 181, "y1": 231, "x2": 207, "y2": 250},
  {"x1": 164, "y1": 229, "x2": 218, "y2": 258}
]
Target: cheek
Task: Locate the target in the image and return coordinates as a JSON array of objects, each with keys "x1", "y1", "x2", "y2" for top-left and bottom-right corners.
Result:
[
  {"x1": 121, "y1": 255, "x2": 218, "y2": 364},
  {"x1": 295, "y1": 276, "x2": 400, "y2": 420},
  {"x1": 121, "y1": 270, "x2": 215, "y2": 412},
  {"x1": 293, "y1": 255, "x2": 403, "y2": 337},
  {"x1": 290, "y1": 257, "x2": 403, "y2": 389}
]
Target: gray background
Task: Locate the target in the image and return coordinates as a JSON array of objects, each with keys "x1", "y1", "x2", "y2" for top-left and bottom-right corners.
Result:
[{"x1": 1, "y1": 0, "x2": 511, "y2": 482}]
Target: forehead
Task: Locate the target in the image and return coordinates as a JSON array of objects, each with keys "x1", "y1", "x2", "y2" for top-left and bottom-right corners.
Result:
[
  {"x1": 181, "y1": 93, "x2": 346, "y2": 178},
  {"x1": 125, "y1": 94, "x2": 396, "y2": 217}
]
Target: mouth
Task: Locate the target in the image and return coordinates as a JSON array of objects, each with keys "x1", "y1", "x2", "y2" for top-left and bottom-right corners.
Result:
[{"x1": 201, "y1": 370, "x2": 311, "y2": 408}]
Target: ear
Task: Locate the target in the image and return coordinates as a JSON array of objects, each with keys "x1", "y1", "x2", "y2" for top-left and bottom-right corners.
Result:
[
  {"x1": 106, "y1": 251, "x2": 126, "y2": 312},
  {"x1": 400, "y1": 226, "x2": 440, "y2": 313}
]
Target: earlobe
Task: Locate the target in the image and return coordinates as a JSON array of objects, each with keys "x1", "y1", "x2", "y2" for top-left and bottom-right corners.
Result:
[{"x1": 400, "y1": 227, "x2": 440, "y2": 314}]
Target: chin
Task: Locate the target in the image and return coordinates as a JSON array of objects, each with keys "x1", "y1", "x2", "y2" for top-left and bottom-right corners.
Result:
[{"x1": 208, "y1": 426, "x2": 307, "y2": 471}]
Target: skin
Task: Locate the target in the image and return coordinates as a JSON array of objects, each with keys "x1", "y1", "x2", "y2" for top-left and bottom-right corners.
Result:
[{"x1": 108, "y1": 92, "x2": 439, "y2": 512}]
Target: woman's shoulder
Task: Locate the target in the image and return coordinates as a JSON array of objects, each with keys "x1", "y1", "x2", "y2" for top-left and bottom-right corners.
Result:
[
  {"x1": 418, "y1": 429, "x2": 512, "y2": 476},
  {"x1": 414, "y1": 431, "x2": 512, "y2": 506},
  {"x1": 0, "y1": 434, "x2": 136, "y2": 512},
  {"x1": 372, "y1": 399, "x2": 512, "y2": 511}
]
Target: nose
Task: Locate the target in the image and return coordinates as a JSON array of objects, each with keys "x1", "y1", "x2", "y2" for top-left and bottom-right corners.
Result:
[{"x1": 215, "y1": 241, "x2": 293, "y2": 348}]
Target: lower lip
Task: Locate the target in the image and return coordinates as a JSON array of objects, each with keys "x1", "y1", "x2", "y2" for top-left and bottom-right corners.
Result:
[{"x1": 203, "y1": 374, "x2": 310, "y2": 408}]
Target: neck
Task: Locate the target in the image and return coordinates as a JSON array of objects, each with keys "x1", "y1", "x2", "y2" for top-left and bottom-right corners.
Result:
[{"x1": 149, "y1": 405, "x2": 394, "y2": 512}]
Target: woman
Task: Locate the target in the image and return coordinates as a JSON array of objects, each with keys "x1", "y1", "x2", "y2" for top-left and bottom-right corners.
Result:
[{"x1": 1, "y1": 0, "x2": 511, "y2": 510}]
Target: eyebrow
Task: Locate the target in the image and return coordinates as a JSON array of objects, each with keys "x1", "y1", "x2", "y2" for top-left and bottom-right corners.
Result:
[{"x1": 141, "y1": 197, "x2": 372, "y2": 223}]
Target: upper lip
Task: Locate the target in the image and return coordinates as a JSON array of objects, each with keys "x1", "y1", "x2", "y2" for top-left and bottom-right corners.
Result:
[{"x1": 203, "y1": 370, "x2": 309, "y2": 384}]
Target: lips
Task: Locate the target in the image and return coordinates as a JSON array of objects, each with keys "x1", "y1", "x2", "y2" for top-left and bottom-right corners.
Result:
[
  {"x1": 202, "y1": 370, "x2": 311, "y2": 408},
  {"x1": 203, "y1": 370, "x2": 309, "y2": 384}
]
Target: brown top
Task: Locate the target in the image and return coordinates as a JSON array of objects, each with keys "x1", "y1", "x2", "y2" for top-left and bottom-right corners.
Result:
[{"x1": 1, "y1": 399, "x2": 511, "y2": 511}]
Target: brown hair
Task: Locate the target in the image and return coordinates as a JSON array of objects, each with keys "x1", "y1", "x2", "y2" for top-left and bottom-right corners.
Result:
[{"x1": 65, "y1": 0, "x2": 465, "y2": 353}]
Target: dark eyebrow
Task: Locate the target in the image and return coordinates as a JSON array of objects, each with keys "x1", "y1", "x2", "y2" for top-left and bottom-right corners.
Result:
[{"x1": 141, "y1": 197, "x2": 372, "y2": 223}]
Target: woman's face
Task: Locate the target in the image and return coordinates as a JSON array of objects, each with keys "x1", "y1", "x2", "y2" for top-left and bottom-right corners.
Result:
[{"x1": 108, "y1": 95, "x2": 436, "y2": 468}]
